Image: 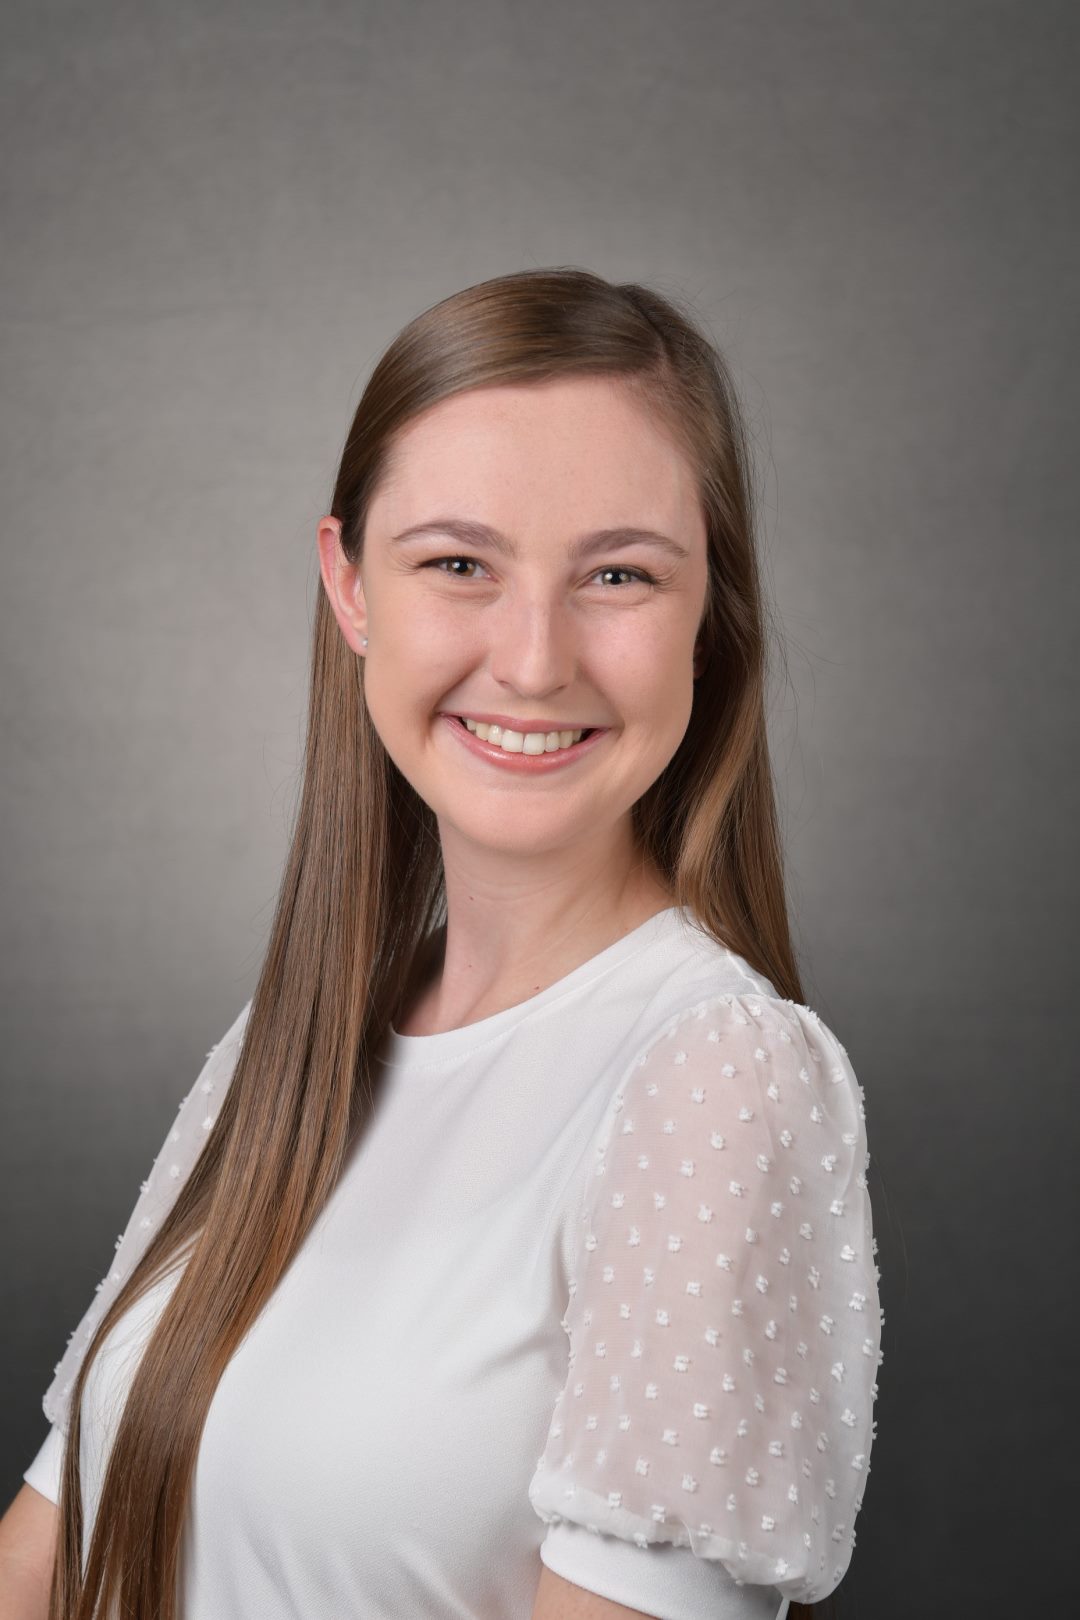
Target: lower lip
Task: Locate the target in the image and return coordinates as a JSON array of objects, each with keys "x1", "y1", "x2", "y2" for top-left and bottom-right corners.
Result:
[{"x1": 440, "y1": 713, "x2": 610, "y2": 772}]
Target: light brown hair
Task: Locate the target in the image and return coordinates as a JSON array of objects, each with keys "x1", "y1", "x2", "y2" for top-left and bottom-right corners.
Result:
[{"x1": 48, "y1": 266, "x2": 828, "y2": 1619}]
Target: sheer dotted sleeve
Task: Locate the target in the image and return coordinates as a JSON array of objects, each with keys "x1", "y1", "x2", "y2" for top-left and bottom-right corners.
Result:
[
  {"x1": 528, "y1": 991, "x2": 884, "y2": 1609},
  {"x1": 40, "y1": 998, "x2": 252, "y2": 1436}
]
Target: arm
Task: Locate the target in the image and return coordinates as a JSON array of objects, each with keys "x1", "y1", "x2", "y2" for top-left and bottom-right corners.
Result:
[
  {"x1": 0, "y1": 1483, "x2": 57, "y2": 1620},
  {"x1": 532, "y1": 1564, "x2": 655, "y2": 1619},
  {"x1": 526, "y1": 990, "x2": 879, "y2": 1616}
]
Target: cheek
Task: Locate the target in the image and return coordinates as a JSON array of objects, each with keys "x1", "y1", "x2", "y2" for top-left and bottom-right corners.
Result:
[
  {"x1": 363, "y1": 658, "x2": 453, "y2": 759},
  {"x1": 385, "y1": 609, "x2": 468, "y2": 693},
  {"x1": 360, "y1": 657, "x2": 409, "y2": 743},
  {"x1": 631, "y1": 662, "x2": 697, "y2": 768},
  {"x1": 625, "y1": 639, "x2": 695, "y2": 722}
]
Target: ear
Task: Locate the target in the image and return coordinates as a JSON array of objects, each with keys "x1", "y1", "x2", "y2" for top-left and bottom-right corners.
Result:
[{"x1": 316, "y1": 515, "x2": 368, "y2": 655}]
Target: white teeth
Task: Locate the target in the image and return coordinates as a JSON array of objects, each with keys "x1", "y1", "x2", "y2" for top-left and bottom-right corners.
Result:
[{"x1": 461, "y1": 717, "x2": 586, "y2": 753}]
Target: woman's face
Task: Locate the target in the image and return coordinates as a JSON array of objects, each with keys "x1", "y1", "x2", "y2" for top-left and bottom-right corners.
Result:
[{"x1": 318, "y1": 374, "x2": 709, "y2": 882}]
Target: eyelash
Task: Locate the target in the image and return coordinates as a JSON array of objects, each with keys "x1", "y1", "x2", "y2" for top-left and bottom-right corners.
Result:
[{"x1": 422, "y1": 556, "x2": 659, "y2": 588}]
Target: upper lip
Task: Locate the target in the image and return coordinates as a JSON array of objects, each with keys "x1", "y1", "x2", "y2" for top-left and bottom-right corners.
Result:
[{"x1": 443, "y1": 711, "x2": 603, "y2": 733}]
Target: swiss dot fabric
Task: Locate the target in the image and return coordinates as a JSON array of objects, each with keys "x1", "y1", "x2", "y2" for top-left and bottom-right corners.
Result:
[
  {"x1": 41, "y1": 999, "x2": 252, "y2": 1434},
  {"x1": 527, "y1": 990, "x2": 882, "y2": 1607}
]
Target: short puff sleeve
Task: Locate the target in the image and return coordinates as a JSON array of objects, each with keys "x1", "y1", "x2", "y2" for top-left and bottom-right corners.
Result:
[
  {"x1": 40, "y1": 998, "x2": 252, "y2": 1437},
  {"x1": 528, "y1": 991, "x2": 883, "y2": 1609}
]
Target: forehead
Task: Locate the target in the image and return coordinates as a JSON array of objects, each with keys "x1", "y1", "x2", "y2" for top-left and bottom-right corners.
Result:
[{"x1": 368, "y1": 375, "x2": 702, "y2": 538}]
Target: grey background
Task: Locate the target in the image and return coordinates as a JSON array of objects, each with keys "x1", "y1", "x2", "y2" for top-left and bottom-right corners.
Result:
[{"x1": 2, "y1": 1, "x2": 1076, "y2": 1613}]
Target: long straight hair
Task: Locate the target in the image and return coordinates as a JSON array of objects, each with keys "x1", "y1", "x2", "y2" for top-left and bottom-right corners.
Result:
[{"x1": 48, "y1": 267, "x2": 830, "y2": 1620}]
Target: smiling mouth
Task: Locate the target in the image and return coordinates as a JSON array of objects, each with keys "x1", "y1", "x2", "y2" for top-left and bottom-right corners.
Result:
[{"x1": 450, "y1": 714, "x2": 597, "y2": 751}]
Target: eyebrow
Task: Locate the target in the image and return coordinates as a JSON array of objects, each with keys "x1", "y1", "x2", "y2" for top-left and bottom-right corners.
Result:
[{"x1": 388, "y1": 516, "x2": 690, "y2": 564}]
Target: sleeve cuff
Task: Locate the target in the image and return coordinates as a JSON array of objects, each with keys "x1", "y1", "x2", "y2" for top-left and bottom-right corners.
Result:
[
  {"x1": 23, "y1": 1422, "x2": 65, "y2": 1506},
  {"x1": 539, "y1": 1519, "x2": 789, "y2": 1620}
]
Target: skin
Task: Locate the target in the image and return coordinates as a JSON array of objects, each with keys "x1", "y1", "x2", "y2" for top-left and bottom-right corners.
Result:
[
  {"x1": 0, "y1": 1480, "x2": 55, "y2": 1618},
  {"x1": 317, "y1": 374, "x2": 710, "y2": 1039}
]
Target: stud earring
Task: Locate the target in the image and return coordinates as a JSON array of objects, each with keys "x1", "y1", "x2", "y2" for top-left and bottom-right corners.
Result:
[{"x1": 361, "y1": 636, "x2": 368, "y2": 647}]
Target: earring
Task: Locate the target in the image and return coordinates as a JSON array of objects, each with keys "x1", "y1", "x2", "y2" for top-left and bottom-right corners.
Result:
[{"x1": 361, "y1": 636, "x2": 368, "y2": 647}]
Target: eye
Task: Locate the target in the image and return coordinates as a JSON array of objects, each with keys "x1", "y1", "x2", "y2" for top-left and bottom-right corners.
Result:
[
  {"x1": 594, "y1": 565, "x2": 657, "y2": 588},
  {"x1": 423, "y1": 556, "x2": 658, "y2": 588},
  {"x1": 425, "y1": 556, "x2": 489, "y2": 580}
]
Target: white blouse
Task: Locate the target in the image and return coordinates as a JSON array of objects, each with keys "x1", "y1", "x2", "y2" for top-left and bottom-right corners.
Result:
[{"x1": 24, "y1": 905, "x2": 883, "y2": 1618}]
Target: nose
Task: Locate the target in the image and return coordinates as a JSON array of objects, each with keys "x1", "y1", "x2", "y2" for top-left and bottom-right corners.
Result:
[{"x1": 487, "y1": 598, "x2": 579, "y2": 698}]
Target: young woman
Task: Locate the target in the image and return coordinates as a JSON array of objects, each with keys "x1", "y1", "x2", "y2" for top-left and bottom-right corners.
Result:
[{"x1": 9, "y1": 268, "x2": 883, "y2": 1620}]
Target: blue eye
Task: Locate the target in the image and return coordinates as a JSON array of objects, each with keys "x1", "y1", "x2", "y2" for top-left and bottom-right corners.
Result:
[{"x1": 423, "y1": 556, "x2": 657, "y2": 587}]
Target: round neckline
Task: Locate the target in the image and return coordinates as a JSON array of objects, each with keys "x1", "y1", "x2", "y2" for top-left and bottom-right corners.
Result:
[{"x1": 379, "y1": 905, "x2": 688, "y2": 1069}]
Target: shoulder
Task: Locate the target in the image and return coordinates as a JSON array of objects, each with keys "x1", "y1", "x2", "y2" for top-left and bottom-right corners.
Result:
[
  {"x1": 584, "y1": 988, "x2": 871, "y2": 1230},
  {"x1": 210, "y1": 996, "x2": 253, "y2": 1056},
  {"x1": 611, "y1": 988, "x2": 862, "y2": 1126},
  {"x1": 160, "y1": 997, "x2": 252, "y2": 1144}
]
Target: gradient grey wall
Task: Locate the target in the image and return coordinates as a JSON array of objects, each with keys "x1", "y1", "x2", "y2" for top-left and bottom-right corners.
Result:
[{"x1": 3, "y1": 1, "x2": 1076, "y2": 1613}]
